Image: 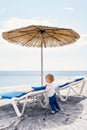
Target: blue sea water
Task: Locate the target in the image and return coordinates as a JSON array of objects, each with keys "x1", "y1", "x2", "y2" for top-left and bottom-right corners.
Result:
[{"x1": 0, "y1": 71, "x2": 87, "y2": 87}]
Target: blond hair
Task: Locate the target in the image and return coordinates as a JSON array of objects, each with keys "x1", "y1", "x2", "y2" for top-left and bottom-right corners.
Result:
[{"x1": 45, "y1": 74, "x2": 54, "y2": 82}]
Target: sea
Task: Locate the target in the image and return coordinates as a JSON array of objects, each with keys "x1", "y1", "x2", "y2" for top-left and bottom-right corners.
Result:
[{"x1": 0, "y1": 71, "x2": 87, "y2": 87}]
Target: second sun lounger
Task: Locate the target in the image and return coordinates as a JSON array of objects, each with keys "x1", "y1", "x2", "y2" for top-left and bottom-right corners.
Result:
[{"x1": 56, "y1": 77, "x2": 86, "y2": 102}]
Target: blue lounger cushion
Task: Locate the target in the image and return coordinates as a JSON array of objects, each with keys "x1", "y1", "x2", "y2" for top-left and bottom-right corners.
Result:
[
  {"x1": 32, "y1": 78, "x2": 85, "y2": 90},
  {"x1": 0, "y1": 91, "x2": 26, "y2": 99},
  {"x1": 32, "y1": 86, "x2": 46, "y2": 91},
  {"x1": 74, "y1": 77, "x2": 84, "y2": 82},
  {"x1": 58, "y1": 82, "x2": 70, "y2": 88}
]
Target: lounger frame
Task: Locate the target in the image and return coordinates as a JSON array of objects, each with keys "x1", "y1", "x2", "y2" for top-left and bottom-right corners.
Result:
[{"x1": 56, "y1": 78, "x2": 86, "y2": 102}]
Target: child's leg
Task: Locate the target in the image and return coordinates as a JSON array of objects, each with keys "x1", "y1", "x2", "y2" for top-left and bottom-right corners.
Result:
[
  {"x1": 49, "y1": 96, "x2": 56, "y2": 112},
  {"x1": 53, "y1": 94, "x2": 61, "y2": 110},
  {"x1": 54, "y1": 100, "x2": 61, "y2": 110}
]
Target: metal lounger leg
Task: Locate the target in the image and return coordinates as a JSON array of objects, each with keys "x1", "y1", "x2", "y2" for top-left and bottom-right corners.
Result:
[
  {"x1": 38, "y1": 93, "x2": 49, "y2": 108},
  {"x1": 71, "y1": 80, "x2": 86, "y2": 96},
  {"x1": 57, "y1": 87, "x2": 71, "y2": 102},
  {"x1": 12, "y1": 96, "x2": 27, "y2": 117}
]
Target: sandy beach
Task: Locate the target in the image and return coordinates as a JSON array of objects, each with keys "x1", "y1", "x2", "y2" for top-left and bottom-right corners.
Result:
[
  {"x1": 0, "y1": 0, "x2": 87, "y2": 129},
  {"x1": 0, "y1": 78, "x2": 87, "y2": 130}
]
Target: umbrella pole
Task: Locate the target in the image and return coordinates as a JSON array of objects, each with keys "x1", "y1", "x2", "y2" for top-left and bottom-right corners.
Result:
[{"x1": 41, "y1": 39, "x2": 43, "y2": 86}]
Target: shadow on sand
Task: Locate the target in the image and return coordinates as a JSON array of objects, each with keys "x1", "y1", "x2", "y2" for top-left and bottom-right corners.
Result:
[{"x1": 0, "y1": 96, "x2": 87, "y2": 130}]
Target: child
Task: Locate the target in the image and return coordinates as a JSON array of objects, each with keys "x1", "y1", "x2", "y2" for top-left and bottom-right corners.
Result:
[{"x1": 45, "y1": 74, "x2": 60, "y2": 114}]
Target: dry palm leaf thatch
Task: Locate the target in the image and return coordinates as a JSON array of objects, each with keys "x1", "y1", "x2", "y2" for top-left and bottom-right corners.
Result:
[{"x1": 2, "y1": 25, "x2": 80, "y2": 48}]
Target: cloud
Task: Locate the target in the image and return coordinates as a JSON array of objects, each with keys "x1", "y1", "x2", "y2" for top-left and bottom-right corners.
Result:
[
  {"x1": 78, "y1": 34, "x2": 87, "y2": 45},
  {"x1": 64, "y1": 7, "x2": 75, "y2": 11},
  {"x1": 81, "y1": 34, "x2": 87, "y2": 38},
  {"x1": 0, "y1": 17, "x2": 53, "y2": 46},
  {"x1": 0, "y1": 29, "x2": 6, "y2": 44},
  {"x1": 3, "y1": 17, "x2": 53, "y2": 30}
]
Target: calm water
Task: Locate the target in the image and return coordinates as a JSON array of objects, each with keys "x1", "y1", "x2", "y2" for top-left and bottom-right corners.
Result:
[{"x1": 0, "y1": 71, "x2": 87, "y2": 87}]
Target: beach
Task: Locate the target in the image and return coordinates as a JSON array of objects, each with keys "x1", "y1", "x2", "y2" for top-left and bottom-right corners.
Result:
[
  {"x1": 0, "y1": 78, "x2": 87, "y2": 130},
  {"x1": 0, "y1": 0, "x2": 87, "y2": 129}
]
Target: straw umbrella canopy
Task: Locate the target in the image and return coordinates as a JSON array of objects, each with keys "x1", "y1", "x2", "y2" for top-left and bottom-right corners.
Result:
[{"x1": 2, "y1": 25, "x2": 80, "y2": 85}]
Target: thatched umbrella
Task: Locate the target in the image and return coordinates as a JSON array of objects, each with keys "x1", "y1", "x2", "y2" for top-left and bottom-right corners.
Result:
[{"x1": 2, "y1": 25, "x2": 80, "y2": 85}]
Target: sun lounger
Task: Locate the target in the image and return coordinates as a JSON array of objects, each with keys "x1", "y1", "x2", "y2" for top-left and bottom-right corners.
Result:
[
  {"x1": 0, "y1": 77, "x2": 86, "y2": 117},
  {"x1": 56, "y1": 77, "x2": 86, "y2": 102},
  {"x1": 0, "y1": 89, "x2": 46, "y2": 117}
]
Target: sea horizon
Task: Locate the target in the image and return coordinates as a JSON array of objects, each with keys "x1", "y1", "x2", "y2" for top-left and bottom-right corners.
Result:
[{"x1": 0, "y1": 70, "x2": 87, "y2": 87}]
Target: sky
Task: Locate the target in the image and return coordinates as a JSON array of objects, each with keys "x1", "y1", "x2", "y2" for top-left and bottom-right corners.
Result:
[{"x1": 0, "y1": 0, "x2": 87, "y2": 71}]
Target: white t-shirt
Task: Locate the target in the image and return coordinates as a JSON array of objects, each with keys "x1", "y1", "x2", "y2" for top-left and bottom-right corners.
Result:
[{"x1": 46, "y1": 82, "x2": 57, "y2": 97}]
